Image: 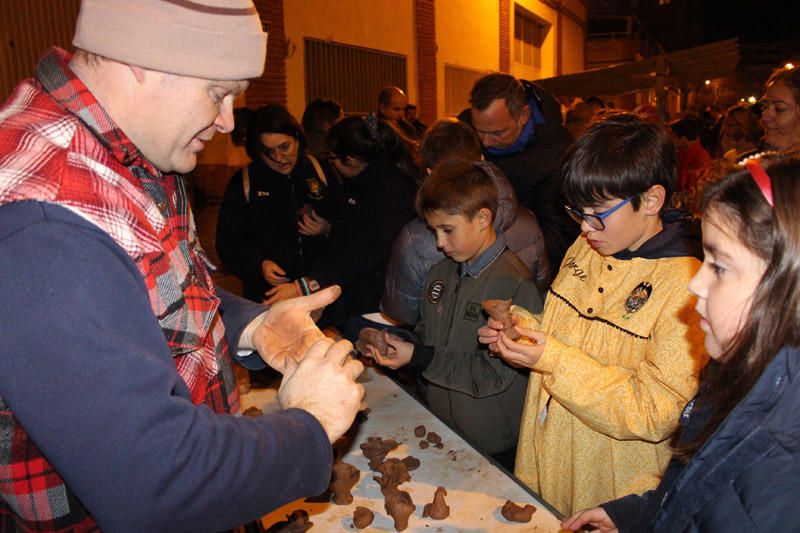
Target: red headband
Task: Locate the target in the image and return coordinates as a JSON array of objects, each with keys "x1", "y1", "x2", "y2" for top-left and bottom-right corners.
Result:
[{"x1": 745, "y1": 159, "x2": 774, "y2": 207}]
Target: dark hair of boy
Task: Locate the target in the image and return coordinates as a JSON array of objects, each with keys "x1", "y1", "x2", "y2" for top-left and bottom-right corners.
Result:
[
  {"x1": 420, "y1": 118, "x2": 482, "y2": 169},
  {"x1": 416, "y1": 160, "x2": 498, "y2": 221},
  {"x1": 301, "y1": 98, "x2": 343, "y2": 133},
  {"x1": 562, "y1": 112, "x2": 676, "y2": 212},
  {"x1": 244, "y1": 104, "x2": 306, "y2": 162},
  {"x1": 669, "y1": 116, "x2": 701, "y2": 141},
  {"x1": 673, "y1": 154, "x2": 800, "y2": 460},
  {"x1": 469, "y1": 72, "x2": 529, "y2": 118}
]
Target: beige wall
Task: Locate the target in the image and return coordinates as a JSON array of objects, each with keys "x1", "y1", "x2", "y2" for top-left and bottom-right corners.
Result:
[
  {"x1": 283, "y1": 0, "x2": 417, "y2": 120},
  {"x1": 560, "y1": 16, "x2": 586, "y2": 74}
]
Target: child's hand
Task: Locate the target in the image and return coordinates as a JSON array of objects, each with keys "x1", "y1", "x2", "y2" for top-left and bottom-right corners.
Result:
[
  {"x1": 494, "y1": 326, "x2": 547, "y2": 369},
  {"x1": 561, "y1": 506, "x2": 618, "y2": 532},
  {"x1": 363, "y1": 331, "x2": 413, "y2": 370},
  {"x1": 477, "y1": 317, "x2": 505, "y2": 351}
]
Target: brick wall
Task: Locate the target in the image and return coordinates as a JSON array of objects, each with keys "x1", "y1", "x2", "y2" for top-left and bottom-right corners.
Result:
[
  {"x1": 498, "y1": 0, "x2": 510, "y2": 73},
  {"x1": 414, "y1": 0, "x2": 438, "y2": 125},
  {"x1": 250, "y1": 0, "x2": 287, "y2": 107}
]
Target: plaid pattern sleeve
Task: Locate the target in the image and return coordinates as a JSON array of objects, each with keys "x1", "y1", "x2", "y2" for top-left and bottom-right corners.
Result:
[{"x1": 0, "y1": 48, "x2": 238, "y2": 529}]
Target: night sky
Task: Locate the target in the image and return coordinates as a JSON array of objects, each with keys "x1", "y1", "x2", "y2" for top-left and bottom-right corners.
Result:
[{"x1": 700, "y1": 0, "x2": 797, "y2": 45}]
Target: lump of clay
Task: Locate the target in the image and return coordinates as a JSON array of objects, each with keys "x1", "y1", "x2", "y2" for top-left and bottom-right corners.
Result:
[
  {"x1": 425, "y1": 432, "x2": 441, "y2": 445},
  {"x1": 265, "y1": 509, "x2": 313, "y2": 532},
  {"x1": 360, "y1": 436, "x2": 399, "y2": 471},
  {"x1": 352, "y1": 506, "x2": 374, "y2": 529},
  {"x1": 482, "y1": 299, "x2": 517, "y2": 334},
  {"x1": 401, "y1": 456, "x2": 420, "y2": 471},
  {"x1": 373, "y1": 458, "x2": 410, "y2": 492},
  {"x1": 355, "y1": 327, "x2": 389, "y2": 356},
  {"x1": 330, "y1": 462, "x2": 360, "y2": 505},
  {"x1": 418, "y1": 440, "x2": 429, "y2": 449},
  {"x1": 414, "y1": 425, "x2": 426, "y2": 437},
  {"x1": 242, "y1": 406, "x2": 263, "y2": 417},
  {"x1": 501, "y1": 500, "x2": 537, "y2": 523},
  {"x1": 422, "y1": 486, "x2": 450, "y2": 520},
  {"x1": 383, "y1": 487, "x2": 415, "y2": 532}
]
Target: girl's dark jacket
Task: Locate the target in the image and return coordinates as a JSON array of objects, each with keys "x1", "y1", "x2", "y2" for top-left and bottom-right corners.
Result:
[
  {"x1": 602, "y1": 345, "x2": 800, "y2": 532},
  {"x1": 216, "y1": 154, "x2": 340, "y2": 302}
]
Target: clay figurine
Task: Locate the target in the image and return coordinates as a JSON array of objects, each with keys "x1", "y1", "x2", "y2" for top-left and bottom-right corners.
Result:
[
  {"x1": 400, "y1": 455, "x2": 420, "y2": 471},
  {"x1": 265, "y1": 509, "x2": 313, "y2": 532},
  {"x1": 413, "y1": 424, "x2": 426, "y2": 437},
  {"x1": 329, "y1": 462, "x2": 360, "y2": 505},
  {"x1": 501, "y1": 500, "x2": 537, "y2": 523},
  {"x1": 360, "y1": 436, "x2": 399, "y2": 471},
  {"x1": 355, "y1": 327, "x2": 389, "y2": 357},
  {"x1": 422, "y1": 486, "x2": 450, "y2": 520},
  {"x1": 373, "y1": 458, "x2": 410, "y2": 492},
  {"x1": 352, "y1": 506, "x2": 374, "y2": 529},
  {"x1": 383, "y1": 487, "x2": 414, "y2": 532}
]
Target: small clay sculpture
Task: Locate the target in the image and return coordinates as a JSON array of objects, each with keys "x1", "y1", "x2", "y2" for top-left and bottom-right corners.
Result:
[
  {"x1": 422, "y1": 486, "x2": 450, "y2": 520},
  {"x1": 373, "y1": 458, "x2": 410, "y2": 491},
  {"x1": 400, "y1": 456, "x2": 420, "y2": 471},
  {"x1": 265, "y1": 509, "x2": 313, "y2": 532},
  {"x1": 418, "y1": 440, "x2": 429, "y2": 449},
  {"x1": 425, "y1": 432, "x2": 442, "y2": 445},
  {"x1": 352, "y1": 506, "x2": 374, "y2": 529},
  {"x1": 383, "y1": 487, "x2": 415, "y2": 532},
  {"x1": 481, "y1": 299, "x2": 521, "y2": 340},
  {"x1": 501, "y1": 500, "x2": 537, "y2": 523},
  {"x1": 355, "y1": 327, "x2": 389, "y2": 356},
  {"x1": 360, "y1": 436, "x2": 399, "y2": 471},
  {"x1": 329, "y1": 462, "x2": 360, "y2": 505},
  {"x1": 413, "y1": 424, "x2": 426, "y2": 437},
  {"x1": 242, "y1": 406, "x2": 263, "y2": 417}
]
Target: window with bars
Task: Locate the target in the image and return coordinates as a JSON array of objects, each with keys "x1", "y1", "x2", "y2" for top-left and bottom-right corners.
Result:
[
  {"x1": 444, "y1": 65, "x2": 484, "y2": 117},
  {"x1": 514, "y1": 6, "x2": 548, "y2": 78},
  {"x1": 304, "y1": 38, "x2": 407, "y2": 115}
]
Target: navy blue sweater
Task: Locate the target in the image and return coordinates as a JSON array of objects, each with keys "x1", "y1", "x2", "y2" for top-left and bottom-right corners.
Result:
[{"x1": 0, "y1": 201, "x2": 332, "y2": 531}]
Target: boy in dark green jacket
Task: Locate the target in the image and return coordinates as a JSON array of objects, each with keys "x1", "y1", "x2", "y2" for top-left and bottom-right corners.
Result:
[{"x1": 363, "y1": 160, "x2": 542, "y2": 469}]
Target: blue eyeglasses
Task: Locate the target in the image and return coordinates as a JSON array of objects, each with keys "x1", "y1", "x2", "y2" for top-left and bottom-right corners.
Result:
[{"x1": 564, "y1": 196, "x2": 635, "y2": 231}]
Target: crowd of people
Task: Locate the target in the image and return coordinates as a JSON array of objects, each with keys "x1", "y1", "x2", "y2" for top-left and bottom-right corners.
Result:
[{"x1": 1, "y1": 0, "x2": 799, "y2": 530}]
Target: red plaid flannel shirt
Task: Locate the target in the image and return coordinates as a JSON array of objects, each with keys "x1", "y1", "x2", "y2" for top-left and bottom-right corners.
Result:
[{"x1": 0, "y1": 48, "x2": 239, "y2": 531}]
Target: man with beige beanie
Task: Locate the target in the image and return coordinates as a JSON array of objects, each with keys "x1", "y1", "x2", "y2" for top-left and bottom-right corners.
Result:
[{"x1": 0, "y1": 1, "x2": 363, "y2": 530}]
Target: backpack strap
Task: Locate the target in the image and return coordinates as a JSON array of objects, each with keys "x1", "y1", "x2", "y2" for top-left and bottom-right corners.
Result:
[
  {"x1": 306, "y1": 154, "x2": 327, "y2": 186},
  {"x1": 242, "y1": 165, "x2": 250, "y2": 203}
]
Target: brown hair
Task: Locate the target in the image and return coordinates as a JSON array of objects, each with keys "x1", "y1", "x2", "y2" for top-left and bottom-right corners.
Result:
[
  {"x1": 672, "y1": 153, "x2": 800, "y2": 461},
  {"x1": 765, "y1": 66, "x2": 800, "y2": 105},
  {"x1": 469, "y1": 73, "x2": 528, "y2": 119},
  {"x1": 419, "y1": 119, "x2": 482, "y2": 169},
  {"x1": 416, "y1": 160, "x2": 498, "y2": 220}
]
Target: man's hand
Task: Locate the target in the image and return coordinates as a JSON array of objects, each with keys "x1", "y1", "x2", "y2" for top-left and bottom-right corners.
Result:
[
  {"x1": 278, "y1": 337, "x2": 365, "y2": 443},
  {"x1": 263, "y1": 281, "x2": 300, "y2": 305},
  {"x1": 363, "y1": 331, "x2": 413, "y2": 370},
  {"x1": 251, "y1": 285, "x2": 340, "y2": 373},
  {"x1": 261, "y1": 259, "x2": 289, "y2": 285}
]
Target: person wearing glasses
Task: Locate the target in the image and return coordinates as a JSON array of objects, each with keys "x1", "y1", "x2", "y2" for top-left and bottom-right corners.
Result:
[
  {"x1": 479, "y1": 113, "x2": 707, "y2": 516},
  {"x1": 216, "y1": 104, "x2": 341, "y2": 303}
]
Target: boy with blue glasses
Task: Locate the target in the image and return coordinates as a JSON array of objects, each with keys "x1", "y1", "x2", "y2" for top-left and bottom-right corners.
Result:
[{"x1": 479, "y1": 113, "x2": 707, "y2": 515}]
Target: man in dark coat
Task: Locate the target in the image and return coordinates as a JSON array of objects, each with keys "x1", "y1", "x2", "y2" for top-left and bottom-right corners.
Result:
[{"x1": 459, "y1": 73, "x2": 576, "y2": 271}]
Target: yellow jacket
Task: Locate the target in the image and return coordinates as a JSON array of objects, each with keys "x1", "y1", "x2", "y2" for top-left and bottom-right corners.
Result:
[{"x1": 514, "y1": 236, "x2": 707, "y2": 515}]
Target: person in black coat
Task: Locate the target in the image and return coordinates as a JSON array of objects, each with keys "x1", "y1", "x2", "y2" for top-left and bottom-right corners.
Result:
[
  {"x1": 458, "y1": 73, "x2": 576, "y2": 272},
  {"x1": 562, "y1": 154, "x2": 800, "y2": 532},
  {"x1": 216, "y1": 104, "x2": 341, "y2": 302},
  {"x1": 265, "y1": 114, "x2": 419, "y2": 340}
]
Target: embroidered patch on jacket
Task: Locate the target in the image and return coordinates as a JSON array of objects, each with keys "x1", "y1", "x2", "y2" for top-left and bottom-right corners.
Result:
[
  {"x1": 464, "y1": 302, "x2": 482, "y2": 322},
  {"x1": 427, "y1": 280, "x2": 445, "y2": 304},
  {"x1": 622, "y1": 282, "x2": 652, "y2": 319},
  {"x1": 256, "y1": 190, "x2": 269, "y2": 197},
  {"x1": 306, "y1": 177, "x2": 325, "y2": 200}
]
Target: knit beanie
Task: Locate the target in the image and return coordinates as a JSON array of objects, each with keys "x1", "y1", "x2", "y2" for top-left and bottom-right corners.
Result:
[{"x1": 73, "y1": 0, "x2": 267, "y2": 80}]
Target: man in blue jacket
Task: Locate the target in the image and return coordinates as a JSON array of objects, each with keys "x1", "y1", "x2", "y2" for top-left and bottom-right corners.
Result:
[{"x1": 0, "y1": 1, "x2": 363, "y2": 531}]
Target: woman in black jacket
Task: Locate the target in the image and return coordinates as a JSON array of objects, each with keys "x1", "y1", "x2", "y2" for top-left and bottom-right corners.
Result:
[
  {"x1": 563, "y1": 154, "x2": 800, "y2": 532},
  {"x1": 265, "y1": 114, "x2": 419, "y2": 339},
  {"x1": 216, "y1": 104, "x2": 340, "y2": 302}
]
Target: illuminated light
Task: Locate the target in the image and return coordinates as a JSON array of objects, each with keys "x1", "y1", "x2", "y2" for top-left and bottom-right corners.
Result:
[
  {"x1": 785, "y1": 63, "x2": 795, "y2": 69},
  {"x1": 748, "y1": 96, "x2": 757, "y2": 104},
  {"x1": 740, "y1": 98, "x2": 746, "y2": 102},
  {"x1": 704, "y1": 80, "x2": 711, "y2": 85}
]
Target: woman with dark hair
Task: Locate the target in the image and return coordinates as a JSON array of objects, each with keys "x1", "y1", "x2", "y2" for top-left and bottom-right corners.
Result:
[
  {"x1": 216, "y1": 104, "x2": 340, "y2": 302},
  {"x1": 265, "y1": 114, "x2": 419, "y2": 339},
  {"x1": 760, "y1": 65, "x2": 800, "y2": 152},
  {"x1": 563, "y1": 154, "x2": 800, "y2": 532}
]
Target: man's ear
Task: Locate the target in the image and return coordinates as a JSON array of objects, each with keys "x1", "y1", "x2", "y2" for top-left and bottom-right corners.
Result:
[
  {"x1": 642, "y1": 184, "x2": 666, "y2": 215},
  {"x1": 516, "y1": 104, "x2": 531, "y2": 126}
]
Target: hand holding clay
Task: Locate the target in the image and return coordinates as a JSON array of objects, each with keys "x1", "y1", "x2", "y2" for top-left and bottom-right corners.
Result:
[
  {"x1": 279, "y1": 337, "x2": 364, "y2": 443},
  {"x1": 251, "y1": 285, "x2": 339, "y2": 372},
  {"x1": 354, "y1": 327, "x2": 388, "y2": 357},
  {"x1": 362, "y1": 331, "x2": 413, "y2": 370}
]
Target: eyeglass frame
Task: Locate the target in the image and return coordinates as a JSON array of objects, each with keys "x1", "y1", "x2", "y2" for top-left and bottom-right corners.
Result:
[{"x1": 564, "y1": 195, "x2": 635, "y2": 231}]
